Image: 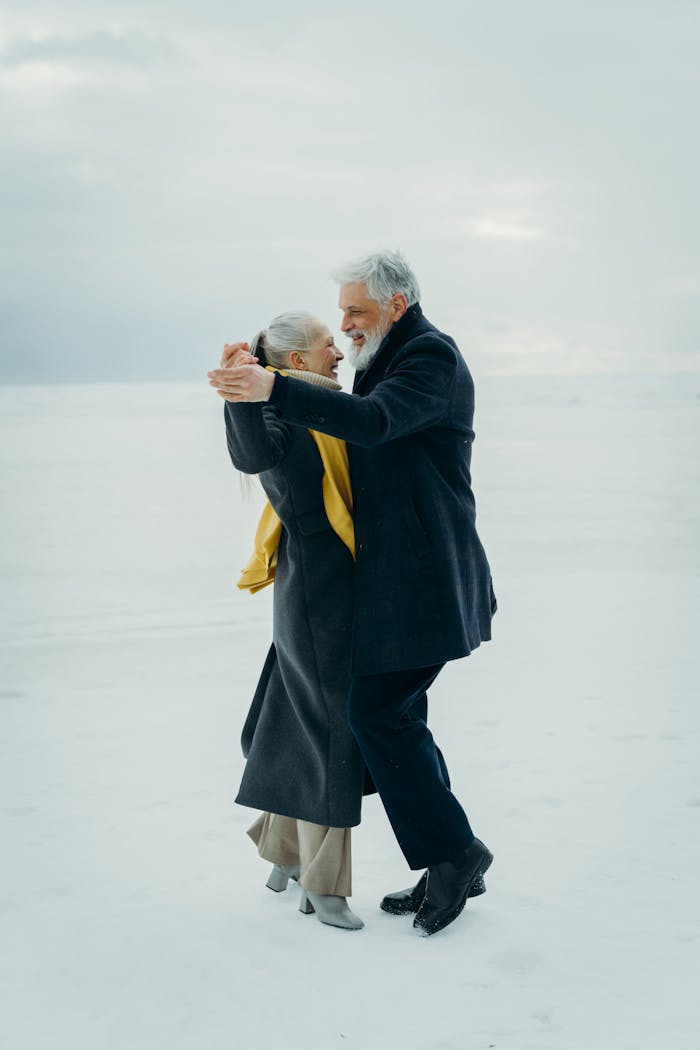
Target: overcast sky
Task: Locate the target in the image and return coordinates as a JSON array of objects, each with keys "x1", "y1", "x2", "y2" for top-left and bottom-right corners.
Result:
[{"x1": 1, "y1": 0, "x2": 698, "y2": 382}]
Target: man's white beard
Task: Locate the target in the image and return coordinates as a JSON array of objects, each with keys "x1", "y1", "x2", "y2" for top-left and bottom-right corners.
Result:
[{"x1": 346, "y1": 320, "x2": 392, "y2": 371}]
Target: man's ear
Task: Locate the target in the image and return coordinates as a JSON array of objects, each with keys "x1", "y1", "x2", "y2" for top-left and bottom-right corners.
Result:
[{"x1": 390, "y1": 294, "x2": 408, "y2": 322}]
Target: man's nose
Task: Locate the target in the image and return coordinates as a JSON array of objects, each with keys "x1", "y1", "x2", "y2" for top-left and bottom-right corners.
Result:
[{"x1": 340, "y1": 312, "x2": 353, "y2": 332}]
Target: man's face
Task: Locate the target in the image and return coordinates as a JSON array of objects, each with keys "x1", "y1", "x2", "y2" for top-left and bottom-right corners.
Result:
[{"x1": 338, "y1": 283, "x2": 394, "y2": 368}]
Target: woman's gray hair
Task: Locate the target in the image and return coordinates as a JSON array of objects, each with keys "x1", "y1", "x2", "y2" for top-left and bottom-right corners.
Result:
[
  {"x1": 250, "y1": 310, "x2": 325, "y2": 369},
  {"x1": 331, "y1": 249, "x2": 421, "y2": 307},
  {"x1": 239, "y1": 309, "x2": 323, "y2": 498}
]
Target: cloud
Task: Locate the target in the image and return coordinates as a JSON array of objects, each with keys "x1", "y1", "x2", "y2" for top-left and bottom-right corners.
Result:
[
  {"x1": 469, "y1": 219, "x2": 547, "y2": 241},
  {"x1": 1, "y1": 29, "x2": 177, "y2": 70},
  {"x1": 0, "y1": 1, "x2": 698, "y2": 381},
  {"x1": 662, "y1": 276, "x2": 700, "y2": 296},
  {"x1": 0, "y1": 28, "x2": 180, "y2": 95},
  {"x1": 0, "y1": 59, "x2": 89, "y2": 89}
]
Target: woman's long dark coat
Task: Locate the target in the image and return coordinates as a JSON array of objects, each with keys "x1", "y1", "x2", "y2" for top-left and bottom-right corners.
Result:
[
  {"x1": 267, "y1": 304, "x2": 497, "y2": 676},
  {"x1": 224, "y1": 402, "x2": 367, "y2": 828}
]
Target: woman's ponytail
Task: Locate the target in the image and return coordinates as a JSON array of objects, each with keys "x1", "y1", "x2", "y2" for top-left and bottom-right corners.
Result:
[{"x1": 249, "y1": 329, "x2": 268, "y2": 367}]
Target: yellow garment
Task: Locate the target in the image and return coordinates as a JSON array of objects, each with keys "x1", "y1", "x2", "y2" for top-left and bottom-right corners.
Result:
[
  {"x1": 237, "y1": 502, "x2": 282, "y2": 594},
  {"x1": 237, "y1": 372, "x2": 354, "y2": 594}
]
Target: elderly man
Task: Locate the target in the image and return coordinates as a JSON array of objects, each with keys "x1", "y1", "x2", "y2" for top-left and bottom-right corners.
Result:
[{"x1": 209, "y1": 251, "x2": 497, "y2": 936}]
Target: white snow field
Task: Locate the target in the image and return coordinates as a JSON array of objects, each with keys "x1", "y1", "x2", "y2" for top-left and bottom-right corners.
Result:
[{"x1": 1, "y1": 373, "x2": 698, "y2": 1050}]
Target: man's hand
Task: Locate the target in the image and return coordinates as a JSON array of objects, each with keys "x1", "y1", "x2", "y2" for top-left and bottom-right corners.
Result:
[
  {"x1": 208, "y1": 364, "x2": 275, "y2": 403},
  {"x1": 220, "y1": 342, "x2": 258, "y2": 368}
]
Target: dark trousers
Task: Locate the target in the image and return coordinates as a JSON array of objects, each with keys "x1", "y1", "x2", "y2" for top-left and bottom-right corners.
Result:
[{"x1": 347, "y1": 663, "x2": 474, "y2": 870}]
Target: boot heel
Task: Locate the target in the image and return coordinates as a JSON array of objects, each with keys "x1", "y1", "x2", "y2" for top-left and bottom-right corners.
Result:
[
  {"x1": 299, "y1": 890, "x2": 315, "y2": 915},
  {"x1": 468, "y1": 873, "x2": 487, "y2": 898},
  {"x1": 266, "y1": 864, "x2": 301, "y2": 893},
  {"x1": 266, "y1": 866, "x2": 290, "y2": 893}
]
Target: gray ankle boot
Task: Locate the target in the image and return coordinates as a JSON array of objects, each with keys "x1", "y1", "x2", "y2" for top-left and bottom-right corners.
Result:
[
  {"x1": 266, "y1": 864, "x2": 301, "y2": 893},
  {"x1": 299, "y1": 889, "x2": 364, "y2": 930}
]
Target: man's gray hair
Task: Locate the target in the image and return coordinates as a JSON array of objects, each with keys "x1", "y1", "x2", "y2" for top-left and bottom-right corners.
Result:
[{"x1": 332, "y1": 250, "x2": 421, "y2": 307}]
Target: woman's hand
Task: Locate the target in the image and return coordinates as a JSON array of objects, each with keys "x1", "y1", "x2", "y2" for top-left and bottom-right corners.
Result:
[
  {"x1": 220, "y1": 342, "x2": 258, "y2": 368},
  {"x1": 208, "y1": 364, "x2": 275, "y2": 403}
]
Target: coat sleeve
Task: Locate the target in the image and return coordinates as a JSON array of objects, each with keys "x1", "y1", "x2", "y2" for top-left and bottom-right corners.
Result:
[
  {"x1": 224, "y1": 401, "x2": 292, "y2": 474},
  {"x1": 269, "y1": 337, "x2": 458, "y2": 448}
]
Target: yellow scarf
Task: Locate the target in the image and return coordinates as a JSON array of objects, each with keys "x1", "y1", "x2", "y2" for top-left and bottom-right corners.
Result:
[{"x1": 237, "y1": 370, "x2": 354, "y2": 593}]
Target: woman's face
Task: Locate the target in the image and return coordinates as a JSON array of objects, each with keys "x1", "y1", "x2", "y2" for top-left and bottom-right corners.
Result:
[{"x1": 300, "y1": 325, "x2": 344, "y2": 380}]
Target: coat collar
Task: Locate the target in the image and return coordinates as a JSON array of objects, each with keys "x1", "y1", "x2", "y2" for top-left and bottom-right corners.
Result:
[{"x1": 352, "y1": 303, "x2": 427, "y2": 392}]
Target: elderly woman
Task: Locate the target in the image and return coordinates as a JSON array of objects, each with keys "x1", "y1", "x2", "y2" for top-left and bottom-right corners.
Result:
[{"x1": 214, "y1": 311, "x2": 367, "y2": 931}]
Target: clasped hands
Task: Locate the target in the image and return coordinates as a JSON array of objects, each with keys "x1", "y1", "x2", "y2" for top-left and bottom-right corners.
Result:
[{"x1": 208, "y1": 342, "x2": 275, "y2": 402}]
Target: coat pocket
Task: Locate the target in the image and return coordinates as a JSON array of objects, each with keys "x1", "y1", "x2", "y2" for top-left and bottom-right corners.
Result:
[
  {"x1": 296, "y1": 508, "x2": 332, "y2": 536},
  {"x1": 402, "y1": 492, "x2": 432, "y2": 558}
]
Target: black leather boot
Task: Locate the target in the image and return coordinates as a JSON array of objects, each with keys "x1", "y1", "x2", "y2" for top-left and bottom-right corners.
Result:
[
  {"x1": 380, "y1": 869, "x2": 486, "y2": 915},
  {"x1": 413, "y1": 838, "x2": 493, "y2": 936}
]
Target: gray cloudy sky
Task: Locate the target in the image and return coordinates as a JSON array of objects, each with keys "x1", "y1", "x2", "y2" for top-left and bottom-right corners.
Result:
[{"x1": 1, "y1": 0, "x2": 698, "y2": 381}]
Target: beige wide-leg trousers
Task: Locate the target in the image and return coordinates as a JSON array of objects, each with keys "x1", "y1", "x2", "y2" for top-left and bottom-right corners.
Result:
[{"x1": 247, "y1": 812, "x2": 352, "y2": 897}]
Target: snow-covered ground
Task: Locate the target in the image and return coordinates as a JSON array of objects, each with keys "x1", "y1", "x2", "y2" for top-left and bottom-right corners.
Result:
[{"x1": 1, "y1": 373, "x2": 698, "y2": 1049}]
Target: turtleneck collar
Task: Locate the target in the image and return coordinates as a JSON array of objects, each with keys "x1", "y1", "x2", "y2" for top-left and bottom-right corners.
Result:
[{"x1": 266, "y1": 366, "x2": 342, "y2": 391}]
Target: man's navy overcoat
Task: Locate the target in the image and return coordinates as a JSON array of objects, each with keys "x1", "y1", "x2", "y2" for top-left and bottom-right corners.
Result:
[{"x1": 269, "y1": 304, "x2": 497, "y2": 676}]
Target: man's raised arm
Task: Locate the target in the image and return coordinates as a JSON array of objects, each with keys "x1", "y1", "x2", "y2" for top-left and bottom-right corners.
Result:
[{"x1": 208, "y1": 337, "x2": 458, "y2": 448}]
